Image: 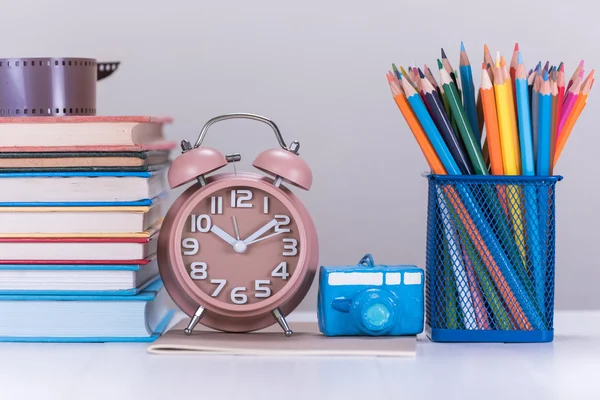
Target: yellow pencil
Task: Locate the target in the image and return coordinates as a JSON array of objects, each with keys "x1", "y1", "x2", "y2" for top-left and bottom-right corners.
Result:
[
  {"x1": 493, "y1": 60, "x2": 518, "y2": 174},
  {"x1": 493, "y1": 56, "x2": 526, "y2": 269}
]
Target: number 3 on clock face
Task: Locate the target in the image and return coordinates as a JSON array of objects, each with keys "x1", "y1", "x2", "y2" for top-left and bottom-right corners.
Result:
[{"x1": 179, "y1": 186, "x2": 301, "y2": 307}]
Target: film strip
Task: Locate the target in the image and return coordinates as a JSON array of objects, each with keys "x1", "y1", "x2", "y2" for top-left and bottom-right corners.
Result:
[{"x1": 0, "y1": 58, "x2": 120, "y2": 117}]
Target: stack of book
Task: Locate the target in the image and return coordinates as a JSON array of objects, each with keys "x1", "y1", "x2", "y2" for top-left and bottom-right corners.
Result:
[{"x1": 0, "y1": 115, "x2": 176, "y2": 342}]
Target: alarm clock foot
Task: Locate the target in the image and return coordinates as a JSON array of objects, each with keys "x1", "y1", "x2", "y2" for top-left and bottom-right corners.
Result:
[
  {"x1": 184, "y1": 306, "x2": 205, "y2": 335},
  {"x1": 272, "y1": 307, "x2": 293, "y2": 337}
]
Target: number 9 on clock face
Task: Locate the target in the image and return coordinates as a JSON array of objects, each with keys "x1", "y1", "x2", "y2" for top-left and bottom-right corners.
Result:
[{"x1": 179, "y1": 186, "x2": 301, "y2": 307}]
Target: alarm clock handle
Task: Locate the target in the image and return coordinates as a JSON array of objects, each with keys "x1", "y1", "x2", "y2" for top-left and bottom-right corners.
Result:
[{"x1": 193, "y1": 112, "x2": 300, "y2": 153}]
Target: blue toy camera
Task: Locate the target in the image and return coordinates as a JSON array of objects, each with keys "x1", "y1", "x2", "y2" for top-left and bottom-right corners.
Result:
[{"x1": 317, "y1": 254, "x2": 424, "y2": 337}]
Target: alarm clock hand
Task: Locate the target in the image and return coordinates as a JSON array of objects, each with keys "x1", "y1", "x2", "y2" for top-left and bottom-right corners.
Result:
[
  {"x1": 243, "y1": 218, "x2": 278, "y2": 245},
  {"x1": 209, "y1": 224, "x2": 237, "y2": 247},
  {"x1": 245, "y1": 230, "x2": 285, "y2": 245}
]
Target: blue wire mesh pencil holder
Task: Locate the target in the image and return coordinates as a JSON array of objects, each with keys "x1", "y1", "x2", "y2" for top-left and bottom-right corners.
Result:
[{"x1": 424, "y1": 174, "x2": 563, "y2": 343}]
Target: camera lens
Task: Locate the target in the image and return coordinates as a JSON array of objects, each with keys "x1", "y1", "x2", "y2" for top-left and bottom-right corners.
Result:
[
  {"x1": 363, "y1": 303, "x2": 391, "y2": 330},
  {"x1": 352, "y1": 289, "x2": 397, "y2": 335}
]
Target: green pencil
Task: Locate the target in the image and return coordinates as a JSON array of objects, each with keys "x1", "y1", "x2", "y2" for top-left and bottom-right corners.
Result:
[{"x1": 439, "y1": 67, "x2": 487, "y2": 175}]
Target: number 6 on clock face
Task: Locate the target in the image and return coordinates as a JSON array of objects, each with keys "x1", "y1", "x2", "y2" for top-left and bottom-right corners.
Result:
[{"x1": 179, "y1": 185, "x2": 302, "y2": 307}]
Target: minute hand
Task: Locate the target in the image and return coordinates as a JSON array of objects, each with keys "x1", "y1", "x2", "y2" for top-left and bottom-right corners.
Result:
[{"x1": 243, "y1": 219, "x2": 278, "y2": 244}]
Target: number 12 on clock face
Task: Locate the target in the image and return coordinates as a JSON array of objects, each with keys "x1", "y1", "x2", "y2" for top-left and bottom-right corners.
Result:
[{"x1": 179, "y1": 186, "x2": 301, "y2": 306}]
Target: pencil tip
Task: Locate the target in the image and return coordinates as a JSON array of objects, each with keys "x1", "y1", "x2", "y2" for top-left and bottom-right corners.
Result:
[
  {"x1": 460, "y1": 41, "x2": 465, "y2": 52},
  {"x1": 579, "y1": 60, "x2": 585, "y2": 68},
  {"x1": 437, "y1": 59, "x2": 443, "y2": 69},
  {"x1": 441, "y1": 48, "x2": 447, "y2": 59},
  {"x1": 392, "y1": 63, "x2": 399, "y2": 72},
  {"x1": 514, "y1": 42, "x2": 519, "y2": 51},
  {"x1": 418, "y1": 68, "x2": 425, "y2": 78},
  {"x1": 559, "y1": 62, "x2": 564, "y2": 71},
  {"x1": 543, "y1": 70, "x2": 549, "y2": 81},
  {"x1": 518, "y1": 51, "x2": 523, "y2": 64}
]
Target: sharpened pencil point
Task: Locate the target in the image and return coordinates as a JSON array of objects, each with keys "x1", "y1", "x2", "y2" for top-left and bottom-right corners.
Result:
[
  {"x1": 418, "y1": 68, "x2": 425, "y2": 79},
  {"x1": 514, "y1": 42, "x2": 519, "y2": 51},
  {"x1": 441, "y1": 48, "x2": 447, "y2": 59},
  {"x1": 518, "y1": 51, "x2": 523, "y2": 65},
  {"x1": 543, "y1": 70, "x2": 549, "y2": 81},
  {"x1": 460, "y1": 41, "x2": 465, "y2": 52},
  {"x1": 437, "y1": 59, "x2": 443, "y2": 70},
  {"x1": 559, "y1": 62, "x2": 564, "y2": 71},
  {"x1": 579, "y1": 60, "x2": 585, "y2": 68}
]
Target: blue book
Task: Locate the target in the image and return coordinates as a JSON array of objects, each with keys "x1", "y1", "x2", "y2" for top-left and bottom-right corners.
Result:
[
  {"x1": 0, "y1": 170, "x2": 168, "y2": 205},
  {"x1": 0, "y1": 279, "x2": 175, "y2": 342},
  {"x1": 0, "y1": 258, "x2": 159, "y2": 295}
]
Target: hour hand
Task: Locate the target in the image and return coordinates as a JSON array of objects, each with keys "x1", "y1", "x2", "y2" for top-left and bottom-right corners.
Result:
[{"x1": 209, "y1": 225, "x2": 237, "y2": 247}]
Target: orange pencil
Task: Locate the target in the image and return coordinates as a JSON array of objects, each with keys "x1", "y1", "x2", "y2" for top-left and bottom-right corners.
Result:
[{"x1": 480, "y1": 63, "x2": 504, "y2": 175}]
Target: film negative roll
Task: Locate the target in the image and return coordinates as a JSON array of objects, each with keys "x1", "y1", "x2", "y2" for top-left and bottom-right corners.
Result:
[{"x1": 0, "y1": 58, "x2": 120, "y2": 117}]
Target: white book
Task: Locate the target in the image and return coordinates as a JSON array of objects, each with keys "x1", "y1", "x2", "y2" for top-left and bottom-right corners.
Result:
[
  {"x1": 0, "y1": 170, "x2": 166, "y2": 203},
  {"x1": 0, "y1": 205, "x2": 163, "y2": 235},
  {"x1": 0, "y1": 258, "x2": 159, "y2": 292}
]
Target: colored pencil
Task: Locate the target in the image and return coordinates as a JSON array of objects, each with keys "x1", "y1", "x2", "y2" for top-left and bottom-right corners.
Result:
[
  {"x1": 537, "y1": 77, "x2": 552, "y2": 165},
  {"x1": 419, "y1": 71, "x2": 475, "y2": 174},
  {"x1": 554, "y1": 70, "x2": 594, "y2": 166},
  {"x1": 480, "y1": 64, "x2": 504, "y2": 175},
  {"x1": 439, "y1": 67, "x2": 487, "y2": 175},
  {"x1": 510, "y1": 43, "x2": 519, "y2": 108},
  {"x1": 549, "y1": 68, "x2": 559, "y2": 173},
  {"x1": 553, "y1": 63, "x2": 565, "y2": 173},
  {"x1": 566, "y1": 60, "x2": 584, "y2": 93},
  {"x1": 501, "y1": 55, "x2": 521, "y2": 173},
  {"x1": 459, "y1": 42, "x2": 480, "y2": 140},
  {"x1": 494, "y1": 56, "x2": 528, "y2": 274},
  {"x1": 531, "y1": 71, "x2": 541, "y2": 165},
  {"x1": 493, "y1": 59, "x2": 519, "y2": 175},
  {"x1": 515, "y1": 53, "x2": 544, "y2": 311},
  {"x1": 515, "y1": 53, "x2": 535, "y2": 176},
  {"x1": 558, "y1": 76, "x2": 582, "y2": 135}
]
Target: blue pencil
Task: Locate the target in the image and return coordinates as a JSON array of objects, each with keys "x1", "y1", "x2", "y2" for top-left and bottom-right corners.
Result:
[
  {"x1": 516, "y1": 54, "x2": 544, "y2": 317},
  {"x1": 536, "y1": 70, "x2": 553, "y2": 320},
  {"x1": 537, "y1": 71, "x2": 552, "y2": 175},
  {"x1": 459, "y1": 42, "x2": 480, "y2": 140}
]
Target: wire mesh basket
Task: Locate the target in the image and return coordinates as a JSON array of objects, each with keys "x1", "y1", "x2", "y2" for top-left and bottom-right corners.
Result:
[{"x1": 424, "y1": 174, "x2": 563, "y2": 342}]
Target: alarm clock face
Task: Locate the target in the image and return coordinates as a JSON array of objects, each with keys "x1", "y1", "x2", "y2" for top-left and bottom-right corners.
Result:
[{"x1": 175, "y1": 183, "x2": 305, "y2": 312}]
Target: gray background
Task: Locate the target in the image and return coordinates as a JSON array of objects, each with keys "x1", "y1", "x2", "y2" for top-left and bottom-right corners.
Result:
[{"x1": 1, "y1": 0, "x2": 596, "y2": 311}]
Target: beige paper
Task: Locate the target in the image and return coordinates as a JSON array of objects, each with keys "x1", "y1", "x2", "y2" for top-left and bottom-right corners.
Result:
[{"x1": 147, "y1": 320, "x2": 416, "y2": 357}]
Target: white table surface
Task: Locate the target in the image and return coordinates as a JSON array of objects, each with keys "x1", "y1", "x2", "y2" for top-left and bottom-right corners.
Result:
[{"x1": 1, "y1": 310, "x2": 598, "y2": 400}]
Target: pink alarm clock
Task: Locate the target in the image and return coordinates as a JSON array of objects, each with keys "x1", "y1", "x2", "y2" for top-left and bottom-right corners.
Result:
[{"x1": 157, "y1": 113, "x2": 318, "y2": 336}]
